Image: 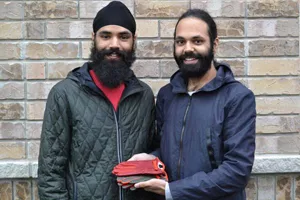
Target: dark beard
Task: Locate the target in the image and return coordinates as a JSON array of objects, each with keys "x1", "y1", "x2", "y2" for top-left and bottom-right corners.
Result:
[
  {"x1": 174, "y1": 46, "x2": 214, "y2": 79},
  {"x1": 89, "y1": 43, "x2": 136, "y2": 88}
]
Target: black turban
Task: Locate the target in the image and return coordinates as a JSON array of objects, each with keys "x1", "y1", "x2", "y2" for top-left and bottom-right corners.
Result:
[{"x1": 93, "y1": 1, "x2": 136, "y2": 35}]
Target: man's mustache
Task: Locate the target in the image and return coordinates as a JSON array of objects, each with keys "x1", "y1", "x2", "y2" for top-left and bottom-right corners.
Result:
[
  {"x1": 97, "y1": 48, "x2": 127, "y2": 60},
  {"x1": 179, "y1": 52, "x2": 203, "y2": 61}
]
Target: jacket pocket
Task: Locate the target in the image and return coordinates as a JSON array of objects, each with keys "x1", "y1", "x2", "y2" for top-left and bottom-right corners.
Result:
[
  {"x1": 206, "y1": 128, "x2": 218, "y2": 169},
  {"x1": 206, "y1": 127, "x2": 223, "y2": 169}
]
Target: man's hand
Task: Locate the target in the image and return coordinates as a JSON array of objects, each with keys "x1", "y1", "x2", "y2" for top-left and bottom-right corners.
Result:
[
  {"x1": 134, "y1": 179, "x2": 166, "y2": 196},
  {"x1": 128, "y1": 153, "x2": 156, "y2": 161}
]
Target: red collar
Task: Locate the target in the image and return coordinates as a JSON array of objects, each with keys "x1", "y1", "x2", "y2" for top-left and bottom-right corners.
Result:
[{"x1": 89, "y1": 69, "x2": 125, "y2": 111}]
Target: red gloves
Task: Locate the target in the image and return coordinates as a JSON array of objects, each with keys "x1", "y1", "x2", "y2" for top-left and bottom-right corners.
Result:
[{"x1": 112, "y1": 158, "x2": 168, "y2": 190}]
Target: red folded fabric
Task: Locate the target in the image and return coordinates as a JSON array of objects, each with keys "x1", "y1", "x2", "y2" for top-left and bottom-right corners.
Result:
[{"x1": 112, "y1": 158, "x2": 168, "y2": 181}]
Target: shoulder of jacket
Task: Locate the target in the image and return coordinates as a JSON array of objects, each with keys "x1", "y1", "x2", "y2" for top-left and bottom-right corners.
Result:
[
  {"x1": 49, "y1": 78, "x2": 80, "y2": 97},
  {"x1": 157, "y1": 83, "x2": 172, "y2": 98},
  {"x1": 137, "y1": 80, "x2": 154, "y2": 95},
  {"x1": 225, "y1": 83, "x2": 255, "y2": 108}
]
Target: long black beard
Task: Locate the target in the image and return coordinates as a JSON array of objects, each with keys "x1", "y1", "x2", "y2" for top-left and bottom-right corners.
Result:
[
  {"x1": 174, "y1": 46, "x2": 214, "y2": 79},
  {"x1": 89, "y1": 43, "x2": 136, "y2": 88}
]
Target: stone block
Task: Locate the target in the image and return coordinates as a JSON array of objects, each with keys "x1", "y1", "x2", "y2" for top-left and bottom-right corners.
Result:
[
  {"x1": 256, "y1": 135, "x2": 300, "y2": 154},
  {"x1": 25, "y1": 1, "x2": 77, "y2": 19},
  {"x1": 0, "y1": 22, "x2": 22, "y2": 39},
  {"x1": 248, "y1": 59, "x2": 299, "y2": 76},
  {"x1": 136, "y1": 40, "x2": 173, "y2": 58},
  {"x1": 248, "y1": 78, "x2": 300, "y2": 95},
  {"x1": 276, "y1": 175, "x2": 292, "y2": 200},
  {"x1": 25, "y1": 62, "x2": 46, "y2": 80},
  {"x1": 48, "y1": 61, "x2": 83, "y2": 79},
  {"x1": 47, "y1": 21, "x2": 92, "y2": 39},
  {"x1": 0, "y1": 63, "x2": 23, "y2": 80},
  {"x1": 26, "y1": 101, "x2": 46, "y2": 120},
  {"x1": 24, "y1": 22, "x2": 45, "y2": 40},
  {"x1": 216, "y1": 41, "x2": 245, "y2": 58},
  {"x1": 0, "y1": 142, "x2": 26, "y2": 159},
  {"x1": 247, "y1": 0, "x2": 299, "y2": 17},
  {"x1": 256, "y1": 97, "x2": 300, "y2": 115},
  {"x1": 0, "y1": 103, "x2": 25, "y2": 120},
  {"x1": 0, "y1": 43, "x2": 21, "y2": 60},
  {"x1": 0, "y1": 2, "x2": 23, "y2": 19},
  {"x1": 256, "y1": 116, "x2": 300, "y2": 134},
  {"x1": 191, "y1": 0, "x2": 245, "y2": 17},
  {"x1": 80, "y1": 0, "x2": 133, "y2": 19},
  {"x1": 27, "y1": 82, "x2": 56, "y2": 100},
  {"x1": 0, "y1": 181, "x2": 12, "y2": 200},
  {"x1": 26, "y1": 122, "x2": 42, "y2": 139},
  {"x1": 25, "y1": 42, "x2": 79, "y2": 59},
  {"x1": 0, "y1": 162, "x2": 29, "y2": 178},
  {"x1": 216, "y1": 19, "x2": 244, "y2": 37},
  {"x1": 0, "y1": 83, "x2": 24, "y2": 99},
  {"x1": 296, "y1": 175, "x2": 300, "y2": 200},
  {"x1": 247, "y1": 19, "x2": 299, "y2": 37},
  {"x1": 160, "y1": 20, "x2": 176, "y2": 38},
  {"x1": 28, "y1": 141, "x2": 40, "y2": 160},
  {"x1": 135, "y1": 0, "x2": 189, "y2": 18},
  {"x1": 136, "y1": 20, "x2": 158, "y2": 38},
  {"x1": 14, "y1": 181, "x2": 31, "y2": 200},
  {"x1": 257, "y1": 176, "x2": 275, "y2": 200},
  {"x1": 132, "y1": 60, "x2": 160, "y2": 78},
  {"x1": 0, "y1": 122, "x2": 25, "y2": 139},
  {"x1": 248, "y1": 39, "x2": 299, "y2": 57}
]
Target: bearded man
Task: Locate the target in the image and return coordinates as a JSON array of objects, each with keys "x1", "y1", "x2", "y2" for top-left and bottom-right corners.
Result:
[
  {"x1": 129, "y1": 9, "x2": 256, "y2": 200},
  {"x1": 37, "y1": 1, "x2": 157, "y2": 200}
]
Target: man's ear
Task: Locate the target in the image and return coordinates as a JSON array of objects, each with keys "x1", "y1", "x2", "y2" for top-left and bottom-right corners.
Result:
[
  {"x1": 213, "y1": 37, "x2": 219, "y2": 54},
  {"x1": 92, "y1": 32, "x2": 95, "y2": 41},
  {"x1": 132, "y1": 34, "x2": 137, "y2": 51}
]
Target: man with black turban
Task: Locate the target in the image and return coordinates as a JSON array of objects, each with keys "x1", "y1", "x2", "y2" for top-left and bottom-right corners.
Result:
[{"x1": 37, "y1": 1, "x2": 158, "y2": 199}]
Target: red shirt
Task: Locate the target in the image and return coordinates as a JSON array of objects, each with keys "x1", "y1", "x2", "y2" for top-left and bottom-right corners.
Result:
[{"x1": 89, "y1": 70, "x2": 125, "y2": 111}]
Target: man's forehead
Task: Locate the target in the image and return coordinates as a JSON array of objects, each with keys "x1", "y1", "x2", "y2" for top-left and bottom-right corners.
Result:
[
  {"x1": 175, "y1": 17, "x2": 209, "y2": 38},
  {"x1": 97, "y1": 25, "x2": 132, "y2": 35}
]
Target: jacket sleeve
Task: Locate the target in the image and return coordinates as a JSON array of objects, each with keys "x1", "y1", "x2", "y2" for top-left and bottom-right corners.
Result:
[
  {"x1": 38, "y1": 87, "x2": 71, "y2": 200},
  {"x1": 150, "y1": 88, "x2": 165, "y2": 158},
  {"x1": 169, "y1": 90, "x2": 256, "y2": 200},
  {"x1": 148, "y1": 95, "x2": 160, "y2": 153}
]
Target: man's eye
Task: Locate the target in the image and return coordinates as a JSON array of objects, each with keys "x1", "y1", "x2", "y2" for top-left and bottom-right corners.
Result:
[
  {"x1": 176, "y1": 40, "x2": 185, "y2": 45},
  {"x1": 101, "y1": 35, "x2": 110, "y2": 39},
  {"x1": 194, "y1": 40, "x2": 203, "y2": 44},
  {"x1": 121, "y1": 35, "x2": 130, "y2": 40}
]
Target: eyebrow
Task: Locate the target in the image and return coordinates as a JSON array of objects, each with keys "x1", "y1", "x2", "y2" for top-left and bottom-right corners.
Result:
[
  {"x1": 98, "y1": 31, "x2": 131, "y2": 36},
  {"x1": 98, "y1": 31, "x2": 112, "y2": 35},
  {"x1": 175, "y1": 35, "x2": 205, "y2": 40},
  {"x1": 119, "y1": 31, "x2": 131, "y2": 35}
]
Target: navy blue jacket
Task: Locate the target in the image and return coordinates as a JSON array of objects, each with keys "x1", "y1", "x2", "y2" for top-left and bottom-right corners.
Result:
[{"x1": 156, "y1": 63, "x2": 256, "y2": 200}]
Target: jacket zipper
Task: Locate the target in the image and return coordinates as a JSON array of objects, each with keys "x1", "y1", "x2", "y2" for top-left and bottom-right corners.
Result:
[
  {"x1": 177, "y1": 96, "x2": 192, "y2": 179},
  {"x1": 81, "y1": 85, "x2": 143, "y2": 200},
  {"x1": 113, "y1": 111, "x2": 123, "y2": 200}
]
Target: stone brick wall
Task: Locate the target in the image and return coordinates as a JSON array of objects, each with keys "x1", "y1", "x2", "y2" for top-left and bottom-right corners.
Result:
[{"x1": 0, "y1": 0, "x2": 299, "y2": 199}]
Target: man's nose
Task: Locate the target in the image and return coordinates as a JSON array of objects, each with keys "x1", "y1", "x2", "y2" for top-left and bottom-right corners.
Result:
[
  {"x1": 183, "y1": 41, "x2": 194, "y2": 53},
  {"x1": 109, "y1": 37, "x2": 120, "y2": 49}
]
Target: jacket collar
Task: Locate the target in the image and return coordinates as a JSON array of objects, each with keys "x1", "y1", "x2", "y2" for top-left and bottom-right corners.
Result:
[
  {"x1": 66, "y1": 62, "x2": 144, "y2": 98},
  {"x1": 170, "y1": 62, "x2": 237, "y2": 94}
]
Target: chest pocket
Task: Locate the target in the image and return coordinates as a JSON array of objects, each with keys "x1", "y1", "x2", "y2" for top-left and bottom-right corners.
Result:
[{"x1": 207, "y1": 125, "x2": 224, "y2": 169}]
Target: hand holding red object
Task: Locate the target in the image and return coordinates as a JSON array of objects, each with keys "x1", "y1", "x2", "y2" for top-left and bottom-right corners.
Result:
[
  {"x1": 112, "y1": 157, "x2": 168, "y2": 180},
  {"x1": 112, "y1": 157, "x2": 168, "y2": 189}
]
